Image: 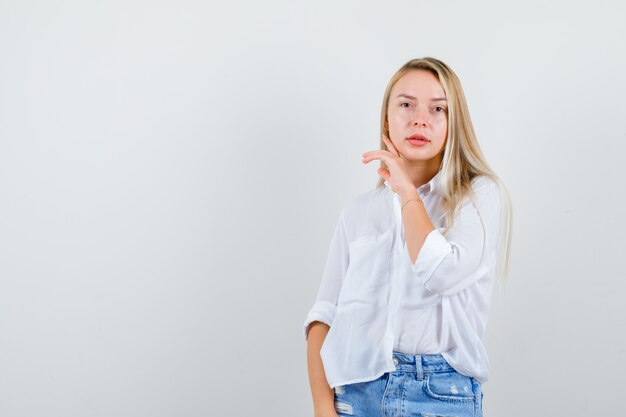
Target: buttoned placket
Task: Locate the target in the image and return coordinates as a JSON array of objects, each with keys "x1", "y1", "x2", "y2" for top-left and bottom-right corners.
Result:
[
  {"x1": 385, "y1": 185, "x2": 428, "y2": 369},
  {"x1": 384, "y1": 191, "x2": 406, "y2": 363}
]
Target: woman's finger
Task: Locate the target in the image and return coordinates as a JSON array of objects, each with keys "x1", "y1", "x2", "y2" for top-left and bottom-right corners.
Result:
[
  {"x1": 362, "y1": 150, "x2": 393, "y2": 166},
  {"x1": 377, "y1": 167, "x2": 391, "y2": 181}
]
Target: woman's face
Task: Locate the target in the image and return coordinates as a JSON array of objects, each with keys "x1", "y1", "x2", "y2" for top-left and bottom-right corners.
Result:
[{"x1": 386, "y1": 70, "x2": 448, "y2": 164}]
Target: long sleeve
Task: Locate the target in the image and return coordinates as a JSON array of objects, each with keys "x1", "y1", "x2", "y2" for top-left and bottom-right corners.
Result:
[
  {"x1": 303, "y1": 209, "x2": 350, "y2": 341},
  {"x1": 412, "y1": 178, "x2": 502, "y2": 296}
]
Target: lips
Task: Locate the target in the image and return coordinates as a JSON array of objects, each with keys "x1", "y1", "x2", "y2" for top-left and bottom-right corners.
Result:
[{"x1": 406, "y1": 133, "x2": 430, "y2": 142}]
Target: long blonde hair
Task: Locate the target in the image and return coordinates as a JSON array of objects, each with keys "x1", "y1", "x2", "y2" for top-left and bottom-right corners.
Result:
[{"x1": 376, "y1": 57, "x2": 513, "y2": 285}]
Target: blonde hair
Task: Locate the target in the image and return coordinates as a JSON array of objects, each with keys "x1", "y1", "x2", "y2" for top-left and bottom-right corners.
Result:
[{"x1": 376, "y1": 57, "x2": 513, "y2": 285}]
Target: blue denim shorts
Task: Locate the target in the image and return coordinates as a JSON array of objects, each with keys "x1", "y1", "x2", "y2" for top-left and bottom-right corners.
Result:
[{"x1": 333, "y1": 351, "x2": 483, "y2": 417}]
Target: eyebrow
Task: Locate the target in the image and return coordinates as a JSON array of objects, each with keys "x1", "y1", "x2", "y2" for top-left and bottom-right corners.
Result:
[{"x1": 395, "y1": 94, "x2": 447, "y2": 102}]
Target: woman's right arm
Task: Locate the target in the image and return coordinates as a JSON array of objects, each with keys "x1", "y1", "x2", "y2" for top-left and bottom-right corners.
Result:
[
  {"x1": 306, "y1": 321, "x2": 338, "y2": 417},
  {"x1": 304, "y1": 209, "x2": 350, "y2": 416}
]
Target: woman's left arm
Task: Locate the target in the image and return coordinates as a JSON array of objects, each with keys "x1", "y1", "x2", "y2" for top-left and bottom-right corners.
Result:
[{"x1": 398, "y1": 186, "x2": 435, "y2": 266}]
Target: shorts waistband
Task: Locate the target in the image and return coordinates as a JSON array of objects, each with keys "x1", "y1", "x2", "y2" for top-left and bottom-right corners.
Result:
[{"x1": 392, "y1": 351, "x2": 454, "y2": 378}]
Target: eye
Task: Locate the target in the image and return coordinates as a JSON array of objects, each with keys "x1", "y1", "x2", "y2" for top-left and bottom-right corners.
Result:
[
  {"x1": 400, "y1": 102, "x2": 412, "y2": 108},
  {"x1": 433, "y1": 106, "x2": 447, "y2": 112}
]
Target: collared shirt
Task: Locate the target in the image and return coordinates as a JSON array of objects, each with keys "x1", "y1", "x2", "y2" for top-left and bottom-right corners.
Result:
[{"x1": 303, "y1": 170, "x2": 503, "y2": 388}]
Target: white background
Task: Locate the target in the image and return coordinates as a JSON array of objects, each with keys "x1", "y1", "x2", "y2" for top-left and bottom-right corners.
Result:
[{"x1": 1, "y1": 1, "x2": 625, "y2": 416}]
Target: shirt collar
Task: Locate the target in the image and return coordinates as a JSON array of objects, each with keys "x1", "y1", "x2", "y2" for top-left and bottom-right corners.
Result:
[{"x1": 384, "y1": 169, "x2": 443, "y2": 195}]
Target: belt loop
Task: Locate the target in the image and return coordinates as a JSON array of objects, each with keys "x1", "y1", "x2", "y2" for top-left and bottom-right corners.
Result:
[{"x1": 415, "y1": 354, "x2": 423, "y2": 381}]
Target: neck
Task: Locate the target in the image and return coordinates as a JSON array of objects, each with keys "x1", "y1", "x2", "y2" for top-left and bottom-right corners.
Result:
[{"x1": 400, "y1": 155, "x2": 442, "y2": 189}]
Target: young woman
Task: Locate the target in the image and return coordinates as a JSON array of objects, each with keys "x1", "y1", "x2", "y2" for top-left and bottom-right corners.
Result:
[{"x1": 303, "y1": 57, "x2": 512, "y2": 417}]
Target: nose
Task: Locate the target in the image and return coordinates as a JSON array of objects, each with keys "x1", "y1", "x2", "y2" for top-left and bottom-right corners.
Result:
[{"x1": 411, "y1": 108, "x2": 428, "y2": 127}]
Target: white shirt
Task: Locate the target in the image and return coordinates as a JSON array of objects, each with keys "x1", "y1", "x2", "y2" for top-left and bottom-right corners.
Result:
[{"x1": 303, "y1": 170, "x2": 503, "y2": 388}]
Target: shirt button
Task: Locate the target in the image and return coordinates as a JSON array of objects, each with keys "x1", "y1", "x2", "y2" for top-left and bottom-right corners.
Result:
[{"x1": 393, "y1": 358, "x2": 399, "y2": 366}]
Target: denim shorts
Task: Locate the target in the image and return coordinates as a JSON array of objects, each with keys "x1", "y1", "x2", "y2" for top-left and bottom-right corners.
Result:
[{"x1": 333, "y1": 351, "x2": 483, "y2": 417}]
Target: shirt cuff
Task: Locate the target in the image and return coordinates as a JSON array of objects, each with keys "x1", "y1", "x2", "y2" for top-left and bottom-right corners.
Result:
[
  {"x1": 412, "y1": 228, "x2": 453, "y2": 292},
  {"x1": 303, "y1": 301, "x2": 337, "y2": 341}
]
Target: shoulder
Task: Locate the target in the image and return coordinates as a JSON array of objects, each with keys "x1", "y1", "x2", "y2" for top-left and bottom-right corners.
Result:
[
  {"x1": 337, "y1": 185, "x2": 388, "y2": 230},
  {"x1": 465, "y1": 175, "x2": 504, "y2": 214},
  {"x1": 466, "y1": 175, "x2": 507, "y2": 225},
  {"x1": 470, "y1": 175, "x2": 501, "y2": 198},
  {"x1": 471, "y1": 174, "x2": 498, "y2": 190}
]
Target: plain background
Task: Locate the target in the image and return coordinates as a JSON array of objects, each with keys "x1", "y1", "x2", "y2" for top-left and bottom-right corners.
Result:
[{"x1": 1, "y1": 1, "x2": 625, "y2": 416}]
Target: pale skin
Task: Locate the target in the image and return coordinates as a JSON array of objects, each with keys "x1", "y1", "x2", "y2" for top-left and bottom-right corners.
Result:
[
  {"x1": 306, "y1": 322, "x2": 338, "y2": 417},
  {"x1": 306, "y1": 70, "x2": 448, "y2": 415}
]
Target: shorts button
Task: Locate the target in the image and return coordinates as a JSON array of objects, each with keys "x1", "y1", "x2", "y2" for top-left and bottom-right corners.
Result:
[{"x1": 393, "y1": 358, "x2": 399, "y2": 366}]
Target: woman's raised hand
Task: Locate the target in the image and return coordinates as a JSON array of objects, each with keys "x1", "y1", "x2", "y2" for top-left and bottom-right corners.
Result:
[{"x1": 362, "y1": 135, "x2": 414, "y2": 195}]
